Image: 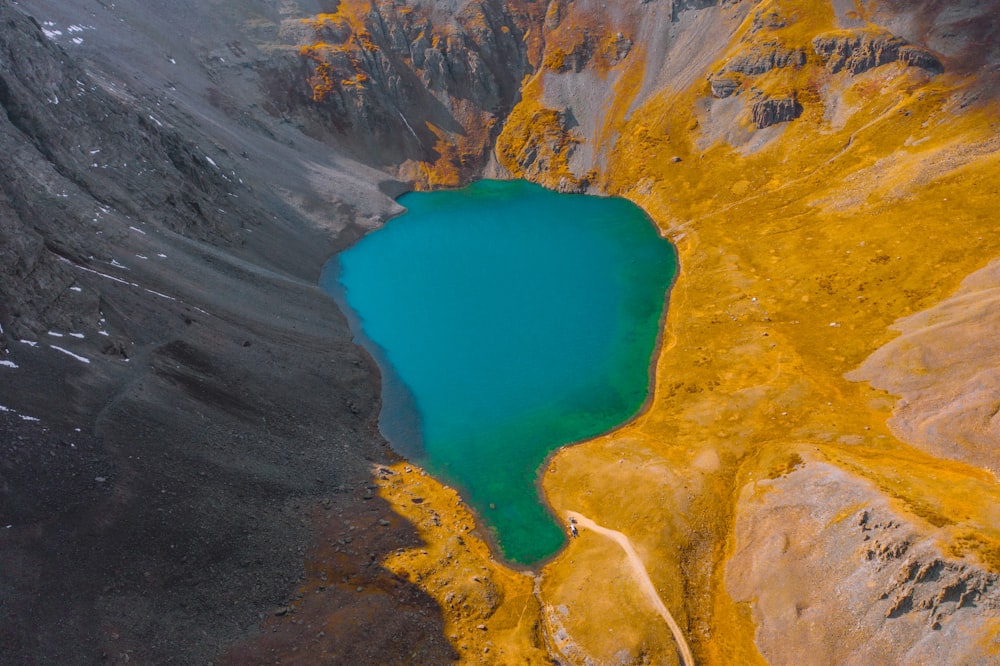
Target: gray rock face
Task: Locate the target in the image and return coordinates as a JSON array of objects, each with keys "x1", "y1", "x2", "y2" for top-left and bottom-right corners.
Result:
[
  {"x1": 813, "y1": 29, "x2": 943, "y2": 75},
  {"x1": 0, "y1": 1, "x2": 454, "y2": 663},
  {"x1": 281, "y1": 0, "x2": 533, "y2": 173},
  {"x1": 548, "y1": 30, "x2": 634, "y2": 73},
  {"x1": 751, "y1": 95, "x2": 802, "y2": 128},
  {"x1": 671, "y1": 0, "x2": 719, "y2": 22},
  {"x1": 722, "y1": 42, "x2": 808, "y2": 76},
  {"x1": 710, "y1": 75, "x2": 740, "y2": 98},
  {"x1": 709, "y1": 42, "x2": 808, "y2": 98},
  {"x1": 0, "y1": 1, "x2": 244, "y2": 344}
]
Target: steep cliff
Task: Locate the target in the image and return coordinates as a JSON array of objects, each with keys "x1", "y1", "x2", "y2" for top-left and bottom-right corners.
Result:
[{"x1": 272, "y1": 0, "x2": 545, "y2": 186}]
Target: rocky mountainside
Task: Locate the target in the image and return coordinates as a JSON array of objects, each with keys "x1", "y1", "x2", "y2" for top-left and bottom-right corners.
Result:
[
  {"x1": 2, "y1": 0, "x2": 1000, "y2": 664},
  {"x1": 0, "y1": 0, "x2": 455, "y2": 663}
]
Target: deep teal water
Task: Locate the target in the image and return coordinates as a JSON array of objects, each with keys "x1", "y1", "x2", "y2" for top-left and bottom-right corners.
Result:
[{"x1": 321, "y1": 180, "x2": 676, "y2": 564}]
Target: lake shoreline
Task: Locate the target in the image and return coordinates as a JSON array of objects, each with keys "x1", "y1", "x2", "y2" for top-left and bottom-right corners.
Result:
[{"x1": 324, "y1": 179, "x2": 677, "y2": 568}]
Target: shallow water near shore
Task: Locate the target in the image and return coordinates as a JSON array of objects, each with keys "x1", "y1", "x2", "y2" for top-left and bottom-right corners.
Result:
[{"x1": 321, "y1": 180, "x2": 676, "y2": 564}]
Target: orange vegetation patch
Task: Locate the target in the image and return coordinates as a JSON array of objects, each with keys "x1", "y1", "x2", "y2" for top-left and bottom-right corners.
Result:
[
  {"x1": 375, "y1": 462, "x2": 551, "y2": 663},
  {"x1": 495, "y1": 79, "x2": 583, "y2": 191}
]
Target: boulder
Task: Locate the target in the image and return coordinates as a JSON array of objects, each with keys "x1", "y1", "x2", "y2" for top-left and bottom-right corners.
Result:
[
  {"x1": 751, "y1": 95, "x2": 802, "y2": 129},
  {"x1": 813, "y1": 29, "x2": 943, "y2": 76}
]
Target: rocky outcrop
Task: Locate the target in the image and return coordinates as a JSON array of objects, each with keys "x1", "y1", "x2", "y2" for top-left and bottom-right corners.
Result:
[
  {"x1": 710, "y1": 42, "x2": 808, "y2": 98},
  {"x1": 813, "y1": 28, "x2": 943, "y2": 75},
  {"x1": 854, "y1": 509, "x2": 1000, "y2": 627},
  {"x1": 728, "y1": 463, "x2": 1000, "y2": 665},
  {"x1": 284, "y1": 0, "x2": 538, "y2": 183},
  {"x1": 710, "y1": 75, "x2": 740, "y2": 98},
  {"x1": 544, "y1": 29, "x2": 633, "y2": 73},
  {"x1": 671, "y1": 0, "x2": 719, "y2": 22},
  {"x1": 751, "y1": 94, "x2": 802, "y2": 128},
  {"x1": 723, "y1": 42, "x2": 808, "y2": 77},
  {"x1": 495, "y1": 102, "x2": 587, "y2": 192}
]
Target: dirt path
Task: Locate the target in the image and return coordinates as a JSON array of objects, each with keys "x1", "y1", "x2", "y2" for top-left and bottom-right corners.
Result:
[{"x1": 566, "y1": 511, "x2": 695, "y2": 666}]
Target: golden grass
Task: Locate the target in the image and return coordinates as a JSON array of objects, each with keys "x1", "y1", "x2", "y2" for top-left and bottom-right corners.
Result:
[
  {"x1": 377, "y1": 462, "x2": 551, "y2": 664},
  {"x1": 311, "y1": 0, "x2": 1000, "y2": 661}
]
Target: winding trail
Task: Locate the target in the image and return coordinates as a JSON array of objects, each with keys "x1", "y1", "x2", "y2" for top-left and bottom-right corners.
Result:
[{"x1": 566, "y1": 511, "x2": 695, "y2": 666}]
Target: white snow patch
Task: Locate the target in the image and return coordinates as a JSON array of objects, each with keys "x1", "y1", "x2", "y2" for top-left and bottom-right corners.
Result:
[
  {"x1": 168, "y1": 57, "x2": 176, "y2": 64},
  {"x1": 0, "y1": 360, "x2": 18, "y2": 369},
  {"x1": 110, "y1": 259, "x2": 127, "y2": 269},
  {"x1": 64, "y1": 260, "x2": 138, "y2": 287},
  {"x1": 0, "y1": 405, "x2": 9, "y2": 412},
  {"x1": 90, "y1": 148, "x2": 101, "y2": 155},
  {"x1": 48, "y1": 331, "x2": 64, "y2": 338},
  {"x1": 98, "y1": 330, "x2": 109, "y2": 337},
  {"x1": 205, "y1": 156, "x2": 218, "y2": 168},
  {"x1": 157, "y1": 253, "x2": 167, "y2": 258},
  {"x1": 136, "y1": 254, "x2": 148, "y2": 260},
  {"x1": 72, "y1": 37, "x2": 83, "y2": 45},
  {"x1": 42, "y1": 28, "x2": 62, "y2": 39},
  {"x1": 19, "y1": 414, "x2": 41, "y2": 422},
  {"x1": 20, "y1": 340, "x2": 38, "y2": 348},
  {"x1": 144, "y1": 288, "x2": 177, "y2": 301},
  {"x1": 129, "y1": 225, "x2": 147, "y2": 235},
  {"x1": 148, "y1": 115, "x2": 163, "y2": 127},
  {"x1": 69, "y1": 333, "x2": 85, "y2": 339},
  {"x1": 50, "y1": 345, "x2": 91, "y2": 364},
  {"x1": 398, "y1": 111, "x2": 420, "y2": 143},
  {"x1": 70, "y1": 286, "x2": 83, "y2": 292}
]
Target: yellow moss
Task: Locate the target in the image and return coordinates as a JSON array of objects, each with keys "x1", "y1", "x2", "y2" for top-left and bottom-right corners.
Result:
[
  {"x1": 495, "y1": 78, "x2": 582, "y2": 189},
  {"x1": 765, "y1": 452, "x2": 805, "y2": 479},
  {"x1": 376, "y1": 462, "x2": 550, "y2": 664},
  {"x1": 543, "y1": 48, "x2": 566, "y2": 71},
  {"x1": 532, "y1": 3, "x2": 1000, "y2": 660},
  {"x1": 309, "y1": 0, "x2": 1000, "y2": 661}
]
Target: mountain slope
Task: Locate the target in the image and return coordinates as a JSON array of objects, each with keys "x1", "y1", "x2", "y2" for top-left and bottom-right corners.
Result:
[
  {"x1": 2, "y1": 0, "x2": 999, "y2": 664},
  {"x1": 0, "y1": 1, "x2": 458, "y2": 663}
]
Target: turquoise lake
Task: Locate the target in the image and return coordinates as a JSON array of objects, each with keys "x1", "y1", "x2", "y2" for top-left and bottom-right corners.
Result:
[{"x1": 320, "y1": 180, "x2": 676, "y2": 564}]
